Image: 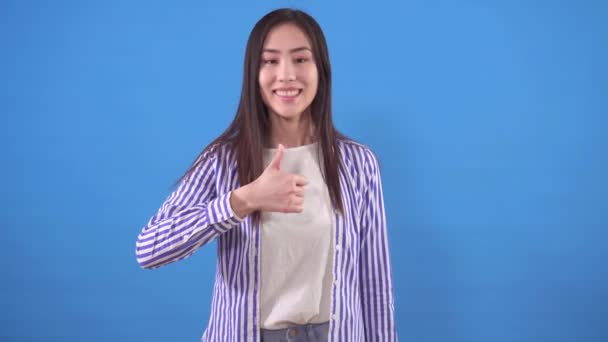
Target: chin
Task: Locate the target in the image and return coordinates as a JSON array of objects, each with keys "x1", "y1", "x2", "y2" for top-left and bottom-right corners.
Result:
[{"x1": 270, "y1": 107, "x2": 307, "y2": 120}]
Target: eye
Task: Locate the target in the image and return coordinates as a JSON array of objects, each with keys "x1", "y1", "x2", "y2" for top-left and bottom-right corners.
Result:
[
  {"x1": 295, "y1": 57, "x2": 309, "y2": 63},
  {"x1": 262, "y1": 59, "x2": 278, "y2": 65}
]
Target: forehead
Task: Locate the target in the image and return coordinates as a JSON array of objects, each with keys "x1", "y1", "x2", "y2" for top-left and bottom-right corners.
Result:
[{"x1": 263, "y1": 23, "x2": 312, "y2": 50}]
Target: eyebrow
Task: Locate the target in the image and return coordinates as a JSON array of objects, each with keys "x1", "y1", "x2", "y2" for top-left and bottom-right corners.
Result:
[{"x1": 262, "y1": 47, "x2": 312, "y2": 54}]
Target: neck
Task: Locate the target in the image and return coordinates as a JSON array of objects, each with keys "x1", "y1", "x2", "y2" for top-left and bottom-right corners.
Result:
[{"x1": 268, "y1": 110, "x2": 315, "y2": 148}]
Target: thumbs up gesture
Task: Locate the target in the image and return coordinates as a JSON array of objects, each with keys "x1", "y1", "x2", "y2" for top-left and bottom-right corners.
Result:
[{"x1": 230, "y1": 144, "x2": 308, "y2": 217}]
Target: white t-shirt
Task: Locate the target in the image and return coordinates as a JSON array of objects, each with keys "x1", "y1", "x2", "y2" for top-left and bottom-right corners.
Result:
[{"x1": 259, "y1": 142, "x2": 335, "y2": 329}]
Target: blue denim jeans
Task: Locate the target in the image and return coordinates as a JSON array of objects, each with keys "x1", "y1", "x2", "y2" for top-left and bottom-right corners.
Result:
[{"x1": 260, "y1": 321, "x2": 329, "y2": 342}]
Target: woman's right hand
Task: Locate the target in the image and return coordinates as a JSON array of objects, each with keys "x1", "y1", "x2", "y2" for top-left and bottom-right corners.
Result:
[{"x1": 230, "y1": 144, "x2": 308, "y2": 218}]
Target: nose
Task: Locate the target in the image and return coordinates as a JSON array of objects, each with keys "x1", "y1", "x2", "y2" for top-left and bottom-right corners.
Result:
[{"x1": 277, "y1": 60, "x2": 296, "y2": 83}]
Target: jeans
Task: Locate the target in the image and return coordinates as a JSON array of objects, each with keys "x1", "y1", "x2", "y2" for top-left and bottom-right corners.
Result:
[{"x1": 260, "y1": 321, "x2": 329, "y2": 342}]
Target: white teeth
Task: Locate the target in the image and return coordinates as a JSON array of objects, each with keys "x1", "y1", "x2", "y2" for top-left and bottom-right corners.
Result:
[{"x1": 275, "y1": 89, "x2": 300, "y2": 97}]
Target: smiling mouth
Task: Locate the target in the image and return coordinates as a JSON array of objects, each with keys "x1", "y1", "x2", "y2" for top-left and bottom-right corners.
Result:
[{"x1": 273, "y1": 89, "x2": 302, "y2": 98}]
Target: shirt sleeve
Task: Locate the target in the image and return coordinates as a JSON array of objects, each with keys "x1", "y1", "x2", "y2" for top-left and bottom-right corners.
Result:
[
  {"x1": 135, "y1": 147, "x2": 243, "y2": 269},
  {"x1": 359, "y1": 148, "x2": 398, "y2": 341}
]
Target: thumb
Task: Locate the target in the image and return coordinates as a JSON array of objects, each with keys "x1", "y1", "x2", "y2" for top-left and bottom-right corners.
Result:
[{"x1": 268, "y1": 144, "x2": 284, "y2": 170}]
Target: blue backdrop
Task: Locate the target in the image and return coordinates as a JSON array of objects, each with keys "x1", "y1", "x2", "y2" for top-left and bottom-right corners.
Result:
[{"x1": 2, "y1": 0, "x2": 606, "y2": 341}]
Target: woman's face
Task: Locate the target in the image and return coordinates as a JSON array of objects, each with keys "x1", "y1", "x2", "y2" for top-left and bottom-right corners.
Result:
[{"x1": 259, "y1": 23, "x2": 318, "y2": 121}]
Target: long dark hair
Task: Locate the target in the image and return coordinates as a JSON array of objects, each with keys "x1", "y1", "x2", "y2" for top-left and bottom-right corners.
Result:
[{"x1": 180, "y1": 8, "x2": 345, "y2": 222}]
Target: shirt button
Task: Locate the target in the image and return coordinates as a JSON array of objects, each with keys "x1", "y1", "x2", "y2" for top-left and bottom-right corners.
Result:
[
  {"x1": 335, "y1": 245, "x2": 341, "y2": 252},
  {"x1": 331, "y1": 314, "x2": 337, "y2": 320}
]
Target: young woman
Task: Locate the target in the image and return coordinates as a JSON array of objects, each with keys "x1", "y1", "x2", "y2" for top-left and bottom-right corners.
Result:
[{"x1": 136, "y1": 8, "x2": 396, "y2": 342}]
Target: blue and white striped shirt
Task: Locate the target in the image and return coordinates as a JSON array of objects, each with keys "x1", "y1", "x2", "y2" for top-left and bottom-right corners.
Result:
[{"x1": 136, "y1": 139, "x2": 397, "y2": 341}]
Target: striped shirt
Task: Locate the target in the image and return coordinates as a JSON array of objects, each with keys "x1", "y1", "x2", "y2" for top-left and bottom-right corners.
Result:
[{"x1": 135, "y1": 138, "x2": 397, "y2": 342}]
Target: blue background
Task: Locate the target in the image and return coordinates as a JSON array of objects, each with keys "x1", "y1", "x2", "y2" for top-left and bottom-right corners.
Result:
[{"x1": 2, "y1": 0, "x2": 607, "y2": 341}]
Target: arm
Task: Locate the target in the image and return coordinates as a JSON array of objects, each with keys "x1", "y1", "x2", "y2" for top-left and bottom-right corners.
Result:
[
  {"x1": 135, "y1": 148, "x2": 244, "y2": 269},
  {"x1": 135, "y1": 143, "x2": 306, "y2": 269},
  {"x1": 359, "y1": 149, "x2": 397, "y2": 341}
]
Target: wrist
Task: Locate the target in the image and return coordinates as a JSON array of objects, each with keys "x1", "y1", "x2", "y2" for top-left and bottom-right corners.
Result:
[{"x1": 231, "y1": 184, "x2": 256, "y2": 218}]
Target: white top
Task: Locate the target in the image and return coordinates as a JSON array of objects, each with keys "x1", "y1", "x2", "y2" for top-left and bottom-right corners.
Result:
[{"x1": 259, "y1": 142, "x2": 335, "y2": 329}]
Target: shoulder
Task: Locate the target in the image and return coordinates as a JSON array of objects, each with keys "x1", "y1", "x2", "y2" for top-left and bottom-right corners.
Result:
[
  {"x1": 193, "y1": 141, "x2": 236, "y2": 165},
  {"x1": 337, "y1": 137, "x2": 381, "y2": 175},
  {"x1": 184, "y1": 141, "x2": 235, "y2": 184}
]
